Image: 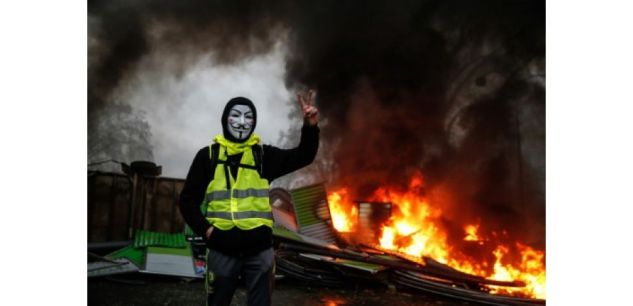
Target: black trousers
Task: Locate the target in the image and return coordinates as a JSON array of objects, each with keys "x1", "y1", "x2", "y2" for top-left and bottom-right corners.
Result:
[{"x1": 206, "y1": 247, "x2": 275, "y2": 306}]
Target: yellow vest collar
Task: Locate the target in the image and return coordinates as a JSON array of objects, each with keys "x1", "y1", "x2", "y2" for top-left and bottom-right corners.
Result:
[{"x1": 214, "y1": 133, "x2": 260, "y2": 155}]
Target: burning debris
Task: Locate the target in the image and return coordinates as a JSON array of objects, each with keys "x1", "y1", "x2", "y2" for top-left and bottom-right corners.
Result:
[
  {"x1": 88, "y1": 170, "x2": 545, "y2": 303},
  {"x1": 271, "y1": 181, "x2": 545, "y2": 304},
  {"x1": 88, "y1": 0, "x2": 545, "y2": 303}
]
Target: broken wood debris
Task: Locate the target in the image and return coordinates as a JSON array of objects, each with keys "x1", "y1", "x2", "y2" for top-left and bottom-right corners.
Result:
[{"x1": 271, "y1": 183, "x2": 545, "y2": 306}]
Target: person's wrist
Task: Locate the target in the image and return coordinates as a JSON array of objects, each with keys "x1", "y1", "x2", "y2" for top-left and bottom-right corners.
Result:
[
  {"x1": 304, "y1": 117, "x2": 318, "y2": 126},
  {"x1": 205, "y1": 226, "x2": 214, "y2": 239}
]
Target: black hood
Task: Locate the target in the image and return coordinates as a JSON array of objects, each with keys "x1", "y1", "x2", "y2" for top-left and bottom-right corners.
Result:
[{"x1": 221, "y1": 97, "x2": 257, "y2": 143}]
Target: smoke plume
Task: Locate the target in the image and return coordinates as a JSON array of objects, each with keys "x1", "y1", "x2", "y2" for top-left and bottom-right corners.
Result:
[{"x1": 88, "y1": 0, "x2": 545, "y2": 247}]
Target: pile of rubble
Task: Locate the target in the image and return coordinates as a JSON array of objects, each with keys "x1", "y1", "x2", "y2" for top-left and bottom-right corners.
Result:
[
  {"x1": 270, "y1": 184, "x2": 545, "y2": 306},
  {"x1": 88, "y1": 182, "x2": 545, "y2": 306}
]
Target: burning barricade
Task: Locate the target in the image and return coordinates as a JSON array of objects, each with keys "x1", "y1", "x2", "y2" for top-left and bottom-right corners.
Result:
[{"x1": 271, "y1": 176, "x2": 545, "y2": 305}]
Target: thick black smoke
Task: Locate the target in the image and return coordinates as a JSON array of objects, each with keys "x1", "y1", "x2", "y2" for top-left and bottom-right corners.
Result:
[
  {"x1": 88, "y1": 0, "x2": 545, "y2": 248},
  {"x1": 282, "y1": 0, "x2": 545, "y2": 248}
]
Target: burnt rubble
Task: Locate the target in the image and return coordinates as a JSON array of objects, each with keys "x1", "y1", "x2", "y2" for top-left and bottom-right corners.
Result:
[{"x1": 270, "y1": 184, "x2": 544, "y2": 306}]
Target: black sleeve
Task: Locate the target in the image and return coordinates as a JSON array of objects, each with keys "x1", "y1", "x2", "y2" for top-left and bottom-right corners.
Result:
[
  {"x1": 179, "y1": 147, "x2": 214, "y2": 238},
  {"x1": 262, "y1": 122, "x2": 320, "y2": 182}
]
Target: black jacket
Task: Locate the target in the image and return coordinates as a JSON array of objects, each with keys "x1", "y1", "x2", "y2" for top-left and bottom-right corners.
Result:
[{"x1": 179, "y1": 123, "x2": 319, "y2": 256}]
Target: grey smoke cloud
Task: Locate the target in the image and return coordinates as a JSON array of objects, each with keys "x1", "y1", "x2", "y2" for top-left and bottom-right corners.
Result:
[
  {"x1": 112, "y1": 41, "x2": 294, "y2": 178},
  {"x1": 88, "y1": 0, "x2": 292, "y2": 175},
  {"x1": 88, "y1": 0, "x2": 545, "y2": 251}
]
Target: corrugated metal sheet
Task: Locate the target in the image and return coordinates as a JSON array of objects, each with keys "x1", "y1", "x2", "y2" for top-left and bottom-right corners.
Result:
[
  {"x1": 289, "y1": 183, "x2": 337, "y2": 244},
  {"x1": 88, "y1": 258, "x2": 139, "y2": 277},
  {"x1": 299, "y1": 253, "x2": 387, "y2": 274},
  {"x1": 133, "y1": 230, "x2": 187, "y2": 248},
  {"x1": 392, "y1": 270, "x2": 543, "y2": 306},
  {"x1": 270, "y1": 188, "x2": 298, "y2": 231},
  {"x1": 142, "y1": 246, "x2": 202, "y2": 278},
  {"x1": 272, "y1": 225, "x2": 303, "y2": 241},
  {"x1": 275, "y1": 253, "x2": 345, "y2": 287},
  {"x1": 107, "y1": 245, "x2": 146, "y2": 268},
  {"x1": 357, "y1": 201, "x2": 392, "y2": 244}
]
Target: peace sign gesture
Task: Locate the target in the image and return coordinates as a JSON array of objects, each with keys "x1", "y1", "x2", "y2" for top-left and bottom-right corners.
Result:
[{"x1": 297, "y1": 89, "x2": 319, "y2": 126}]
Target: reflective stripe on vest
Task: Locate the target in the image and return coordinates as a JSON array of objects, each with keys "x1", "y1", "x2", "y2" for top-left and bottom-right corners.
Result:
[
  {"x1": 206, "y1": 211, "x2": 274, "y2": 220},
  {"x1": 206, "y1": 190, "x2": 231, "y2": 202},
  {"x1": 233, "y1": 188, "x2": 269, "y2": 198},
  {"x1": 205, "y1": 189, "x2": 269, "y2": 202}
]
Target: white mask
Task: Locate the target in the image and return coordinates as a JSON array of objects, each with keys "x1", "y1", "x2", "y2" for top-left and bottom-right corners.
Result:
[{"x1": 226, "y1": 104, "x2": 254, "y2": 141}]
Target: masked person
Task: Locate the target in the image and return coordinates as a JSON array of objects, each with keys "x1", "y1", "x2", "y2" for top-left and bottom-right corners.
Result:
[{"x1": 179, "y1": 90, "x2": 319, "y2": 306}]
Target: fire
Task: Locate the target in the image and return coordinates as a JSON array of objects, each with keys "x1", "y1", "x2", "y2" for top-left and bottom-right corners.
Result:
[
  {"x1": 326, "y1": 188, "x2": 358, "y2": 232},
  {"x1": 327, "y1": 173, "x2": 546, "y2": 299},
  {"x1": 323, "y1": 298, "x2": 345, "y2": 306},
  {"x1": 487, "y1": 244, "x2": 546, "y2": 298},
  {"x1": 378, "y1": 226, "x2": 396, "y2": 249},
  {"x1": 372, "y1": 181, "x2": 449, "y2": 263},
  {"x1": 464, "y1": 224, "x2": 482, "y2": 242}
]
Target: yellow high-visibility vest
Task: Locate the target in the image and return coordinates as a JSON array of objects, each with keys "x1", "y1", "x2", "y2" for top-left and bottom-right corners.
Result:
[{"x1": 204, "y1": 144, "x2": 272, "y2": 230}]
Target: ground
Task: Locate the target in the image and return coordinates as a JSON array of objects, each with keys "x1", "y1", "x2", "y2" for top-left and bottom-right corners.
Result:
[{"x1": 88, "y1": 274, "x2": 481, "y2": 306}]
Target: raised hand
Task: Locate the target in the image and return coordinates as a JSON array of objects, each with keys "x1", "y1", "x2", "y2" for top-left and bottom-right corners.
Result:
[{"x1": 297, "y1": 89, "x2": 319, "y2": 126}]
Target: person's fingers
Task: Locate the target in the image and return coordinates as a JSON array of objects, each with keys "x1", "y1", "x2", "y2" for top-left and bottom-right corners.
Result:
[
  {"x1": 298, "y1": 89, "x2": 316, "y2": 114},
  {"x1": 306, "y1": 89, "x2": 315, "y2": 106},
  {"x1": 305, "y1": 105, "x2": 318, "y2": 117}
]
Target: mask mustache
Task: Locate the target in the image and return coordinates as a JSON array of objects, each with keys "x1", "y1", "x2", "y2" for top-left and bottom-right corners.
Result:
[{"x1": 230, "y1": 123, "x2": 251, "y2": 131}]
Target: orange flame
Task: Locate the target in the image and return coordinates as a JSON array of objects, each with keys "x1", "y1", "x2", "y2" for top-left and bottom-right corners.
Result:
[
  {"x1": 327, "y1": 173, "x2": 546, "y2": 299},
  {"x1": 464, "y1": 224, "x2": 481, "y2": 242},
  {"x1": 323, "y1": 298, "x2": 345, "y2": 306},
  {"x1": 327, "y1": 188, "x2": 358, "y2": 232},
  {"x1": 487, "y1": 244, "x2": 546, "y2": 298},
  {"x1": 372, "y1": 180, "x2": 449, "y2": 263}
]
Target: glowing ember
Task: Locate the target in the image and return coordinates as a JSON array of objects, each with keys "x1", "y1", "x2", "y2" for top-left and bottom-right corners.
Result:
[
  {"x1": 327, "y1": 173, "x2": 546, "y2": 299},
  {"x1": 464, "y1": 224, "x2": 481, "y2": 242},
  {"x1": 323, "y1": 298, "x2": 345, "y2": 306},
  {"x1": 326, "y1": 188, "x2": 358, "y2": 232}
]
